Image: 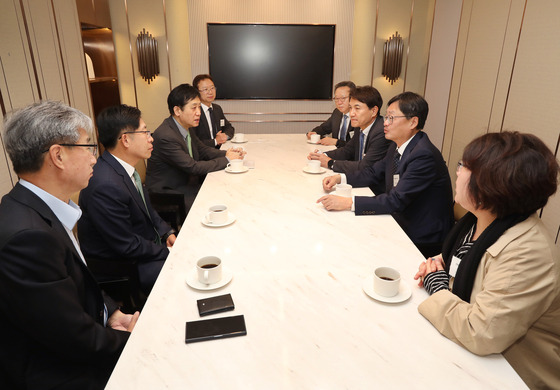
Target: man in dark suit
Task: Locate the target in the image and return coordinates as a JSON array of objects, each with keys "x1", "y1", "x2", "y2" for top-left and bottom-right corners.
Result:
[
  {"x1": 318, "y1": 92, "x2": 454, "y2": 257},
  {"x1": 191, "y1": 74, "x2": 235, "y2": 148},
  {"x1": 306, "y1": 81, "x2": 358, "y2": 147},
  {"x1": 78, "y1": 105, "x2": 176, "y2": 294},
  {"x1": 146, "y1": 84, "x2": 244, "y2": 212},
  {"x1": 0, "y1": 101, "x2": 138, "y2": 389},
  {"x1": 307, "y1": 86, "x2": 392, "y2": 177}
]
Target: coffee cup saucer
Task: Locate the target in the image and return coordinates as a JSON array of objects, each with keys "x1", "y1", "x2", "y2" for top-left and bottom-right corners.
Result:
[
  {"x1": 231, "y1": 139, "x2": 248, "y2": 144},
  {"x1": 225, "y1": 166, "x2": 249, "y2": 174},
  {"x1": 303, "y1": 166, "x2": 326, "y2": 174},
  {"x1": 362, "y1": 276, "x2": 412, "y2": 303},
  {"x1": 201, "y1": 212, "x2": 236, "y2": 227},
  {"x1": 185, "y1": 267, "x2": 233, "y2": 291},
  {"x1": 307, "y1": 140, "x2": 319, "y2": 144}
]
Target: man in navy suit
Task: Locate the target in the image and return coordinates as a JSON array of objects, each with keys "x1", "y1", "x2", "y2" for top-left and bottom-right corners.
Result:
[
  {"x1": 318, "y1": 92, "x2": 454, "y2": 257},
  {"x1": 306, "y1": 81, "x2": 357, "y2": 147},
  {"x1": 79, "y1": 105, "x2": 176, "y2": 293},
  {"x1": 191, "y1": 74, "x2": 235, "y2": 148},
  {"x1": 0, "y1": 101, "x2": 138, "y2": 389},
  {"x1": 307, "y1": 85, "x2": 392, "y2": 177}
]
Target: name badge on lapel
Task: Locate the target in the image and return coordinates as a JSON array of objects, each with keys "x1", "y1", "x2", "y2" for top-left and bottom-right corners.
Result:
[
  {"x1": 449, "y1": 255, "x2": 462, "y2": 278},
  {"x1": 220, "y1": 119, "x2": 225, "y2": 127},
  {"x1": 393, "y1": 174, "x2": 400, "y2": 187}
]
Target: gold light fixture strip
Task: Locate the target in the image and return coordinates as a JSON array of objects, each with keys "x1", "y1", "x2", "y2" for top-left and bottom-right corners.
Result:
[
  {"x1": 382, "y1": 32, "x2": 403, "y2": 85},
  {"x1": 137, "y1": 29, "x2": 160, "y2": 84}
]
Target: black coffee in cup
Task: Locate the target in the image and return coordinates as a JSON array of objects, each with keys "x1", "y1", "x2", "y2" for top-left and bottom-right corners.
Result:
[
  {"x1": 202, "y1": 264, "x2": 217, "y2": 269},
  {"x1": 380, "y1": 276, "x2": 394, "y2": 281}
]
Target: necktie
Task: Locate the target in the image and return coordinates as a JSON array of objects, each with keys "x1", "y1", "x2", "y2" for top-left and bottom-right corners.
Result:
[
  {"x1": 392, "y1": 151, "x2": 401, "y2": 176},
  {"x1": 359, "y1": 131, "x2": 365, "y2": 161},
  {"x1": 185, "y1": 131, "x2": 193, "y2": 156},
  {"x1": 133, "y1": 170, "x2": 161, "y2": 244},
  {"x1": 339, "y1": 114, "x2": 348, "y2": 141},
  {"x1": 208, "y1": 107, "x2": 217, "y2": 138}
]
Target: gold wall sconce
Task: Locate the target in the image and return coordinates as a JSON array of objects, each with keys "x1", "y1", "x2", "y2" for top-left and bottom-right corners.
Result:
[
  {"x1": 136, "y1": 29, "x2": 159, "y2": 84},
  {"x1": 382, "y1": 32, "x2": 403, "y2": 85}
]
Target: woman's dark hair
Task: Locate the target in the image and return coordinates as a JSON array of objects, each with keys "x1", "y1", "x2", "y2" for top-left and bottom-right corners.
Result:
[{"x1": 462, "y1": 131, "x2": 559, "y2": 218}]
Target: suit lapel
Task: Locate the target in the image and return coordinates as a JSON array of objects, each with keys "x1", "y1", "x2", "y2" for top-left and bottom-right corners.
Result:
[
  {"x1": 398, "y1": 131, "x2": 423, "y2": 171},
  {"x1": 101, "y1": 152, "x2": 152, "y2": 221}
]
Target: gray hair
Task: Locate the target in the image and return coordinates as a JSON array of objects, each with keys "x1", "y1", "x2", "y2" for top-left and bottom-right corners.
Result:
[{"x1": 3, "y1": 100, "x2": 93, "y2": 174}]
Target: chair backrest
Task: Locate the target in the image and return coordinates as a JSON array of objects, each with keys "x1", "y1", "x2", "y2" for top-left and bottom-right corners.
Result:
[
  {"x1": 149, "y1": 191, "x2": 187, "y2": 231},
  {"x1": 454, "y1": 202, "x2": 468, "y2": 221},
  {"x1": 136, "y1": 159, "x2": 147, "y2": 183}
]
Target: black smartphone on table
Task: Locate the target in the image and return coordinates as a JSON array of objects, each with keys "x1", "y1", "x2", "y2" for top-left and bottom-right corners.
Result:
[
  {"x1": 197, "y1": 293, "x2": 235, "y2": 317},
  {"x1": 185, "y1": 315, "x2": 247, "y2": 343}
]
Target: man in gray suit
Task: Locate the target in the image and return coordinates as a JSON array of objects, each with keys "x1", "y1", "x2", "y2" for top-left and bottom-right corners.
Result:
[{"x1": 146, "y1": 84, "x2": 244, "y2": 212}]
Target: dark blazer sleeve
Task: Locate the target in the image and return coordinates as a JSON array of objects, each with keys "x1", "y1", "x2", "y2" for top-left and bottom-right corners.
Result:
[
  {"x1": 212, "y1": 103, "x2": 235, "y2": 139},
  {"x1": 154, "y1": 122, "x2": 228, "y2": 176},
  {"x1": 327, "y1": 117, "x2": 391, "y2": 174},
  {"x1": 80, "y1": 173, "x2": 171, "y2": 264},
  {"x1": 350, "y1": 137, "x2": 441, "y2": 215}
]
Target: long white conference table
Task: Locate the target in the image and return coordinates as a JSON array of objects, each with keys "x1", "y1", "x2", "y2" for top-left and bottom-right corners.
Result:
[{"x1": 106, "y1": 134, "x2": 526, "y2": 389}]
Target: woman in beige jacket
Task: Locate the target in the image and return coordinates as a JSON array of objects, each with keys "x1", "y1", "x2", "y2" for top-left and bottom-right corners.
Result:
[{"x1": 414, "y1": 132, "x2": 559, "y2": 389}]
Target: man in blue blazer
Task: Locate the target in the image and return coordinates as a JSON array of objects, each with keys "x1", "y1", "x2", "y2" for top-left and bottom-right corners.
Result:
[
  {"x1": 318, "y1": 92, "x2": 454, "y2": 257},
  {"x1": 79, "y1": 105, "x2": 176, "y2": 293},
  {"x1": 0, "y1": 101, "x2": 137, "y2": 389},
  {"x1": 191, "y1": 74, "x2": 235, "y2": 148}
]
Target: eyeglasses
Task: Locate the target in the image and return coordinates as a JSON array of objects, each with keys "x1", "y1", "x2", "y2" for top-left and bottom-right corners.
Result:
[
  {"x1": 384, "y1": 115, "x2": 408, "y2": 125},
  {"x1": 456, "y1": 160, "x2": 464, "y2": 172},
  {"x1": 199, "y1": 86, "x2": 216, "y2": 93},
  {"x1": 43, "y1": 143, "x2": 98, "y2": 157},
  {"x1": 332, "y1": 96, "x2": 349, "y2": 102},
  {"x1": 119, "y1": 130, "x2": 152, "y2": 139}
]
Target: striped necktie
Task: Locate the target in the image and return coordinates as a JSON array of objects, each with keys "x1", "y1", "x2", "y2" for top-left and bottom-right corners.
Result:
[
  {"x1": 359, "y1": 131, "x2": 365, "y2": 161},
  {"x1": 339, "y1": 114, "x2": 348, "y2": 140}
]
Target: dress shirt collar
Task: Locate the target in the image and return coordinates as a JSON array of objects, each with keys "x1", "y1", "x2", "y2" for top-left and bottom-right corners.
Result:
[
  {"x1": 172, "y1": 116, "x2": 189, "y2": 139},
  {"x1": 397, "y1": 132, "x2": 417, "y2": 158},
  {"x1": 201, "y1": 103, "x2": 213, "y2": 113},
  {"x1": 19, "y1": 179, "x2": 81, "y2": 231},
  {"x1": 361, "y1": 116, "x2": 377, "y2": 137},
  {"x1": 110, "y1": 152, "x2": 136, "y2": 179}
]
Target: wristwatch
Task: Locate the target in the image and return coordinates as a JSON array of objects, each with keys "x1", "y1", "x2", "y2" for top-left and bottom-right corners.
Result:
[{"x1": 327, "y1": 159, "x2": 335, "y2": 170}]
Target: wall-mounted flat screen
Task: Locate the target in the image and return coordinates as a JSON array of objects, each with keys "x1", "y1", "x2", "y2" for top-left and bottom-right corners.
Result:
[{"x1": 207, "y1": 23, "x2": 335, "y2": 100}]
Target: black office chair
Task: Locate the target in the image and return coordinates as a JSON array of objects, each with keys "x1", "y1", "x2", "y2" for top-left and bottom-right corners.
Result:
[
  {"x1": 148, "y1": 192, "x2": 187, "y2": 232},
  {"x1": 86, "y1": 257, "x2": 146, "y2": 312}
]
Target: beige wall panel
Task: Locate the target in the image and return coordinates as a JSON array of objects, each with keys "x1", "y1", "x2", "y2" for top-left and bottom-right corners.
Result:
[
  {"x1": 186, "y1": 0, "x2": 354, "y2": 134},
  {"x1": 404, "y1": 0, "x2": 434, "y2": 96},
  {"x1": 443, "y1": 0, "x2": 513, "y2": 178},
  {"x1": 108, "y1": 0, "x2": 137, "y2": 108},
  {"x1": 502, "y1": 0, "x2": 560, "y2": 238},
  {"x1": 127, "y1": 0, "x2": 170, "y2": 131},
  {"x1": 166, "y1": 0, "x2": 192, "y2": 88},
  {"x1": 373, "y1": 0, "x2": 413, "y2": 111},
  {"x1": 423, "y1": 0, "x2": 462, "y2": 151},
  {"x1": 23, "y1": 0, "x2": 67, "y2": 102},
  {"x1": 52, "y1": 0, "x2": 93, "y2": 118},
  {"x1": 0, "y1": 0, "x2": 40, "y2": 109},
  {"x1": 0, "y1": 109, "x2": 16, "y2": 193},
  {"x1": 351, "y1": 0, "x2": 378, "y2": 85}
]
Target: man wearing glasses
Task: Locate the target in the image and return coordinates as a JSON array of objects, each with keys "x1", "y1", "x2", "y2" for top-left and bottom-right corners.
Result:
[
  {"x1": 318, "y1": 92, "x2": 454, "y2": 258},
  {"x1": 0, "y1": 101, "x2": 138, "y2": 389},
  {"x1": 78, "y1": 104, "x2": 176, "y2": 294},
  {"x1": 306, "y1": 81, "x2": 358, "y2": 147},
  {"x1": 191, "y1": 74, "x2": 235, "y2": 148}
]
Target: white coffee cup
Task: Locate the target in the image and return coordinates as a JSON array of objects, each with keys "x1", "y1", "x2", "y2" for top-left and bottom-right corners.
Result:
[
  {"x1": 206, "y1": 204, "x2": 228, "y2": 225},
  {"x1": 310, "y1": 133, "x2": 320, "y2": 144},
  {"x1": 307, "y1": 160, "x2": 321, "y2": 173},
  {"x1": 234, "y1": 133, "x2": 245, "y2": 142},
  {"x1": 373, "y1": 267, "x2": 401, "y2": 297},
  {"x1": 335, "y1": 183, "x2": 352, "y2": 197},
  {"x1": 196, "y1": 256, "x2": 222, "y2": 285},
  {"x1": 227, "y1": 159, "x2": 244, "y2": 172}
]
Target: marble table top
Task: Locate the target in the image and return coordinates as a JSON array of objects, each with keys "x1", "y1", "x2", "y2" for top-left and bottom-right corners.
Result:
[{"x1": 106, "y1": 134, "x2": 526, "y2": 389}]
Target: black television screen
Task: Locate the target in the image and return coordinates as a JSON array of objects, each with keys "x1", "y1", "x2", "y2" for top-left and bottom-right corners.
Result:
[{"x1": 207, "y1": 23, "x2": 335, "y2": 100}]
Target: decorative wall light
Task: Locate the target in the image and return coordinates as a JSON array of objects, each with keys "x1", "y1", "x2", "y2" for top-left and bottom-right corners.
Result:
[
  {"x1": 382, "y1": 32, "x2": 404, "y2": 85},
  {"x1": 136, "y1": 29, "x2": 159, "y2": 84}
]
